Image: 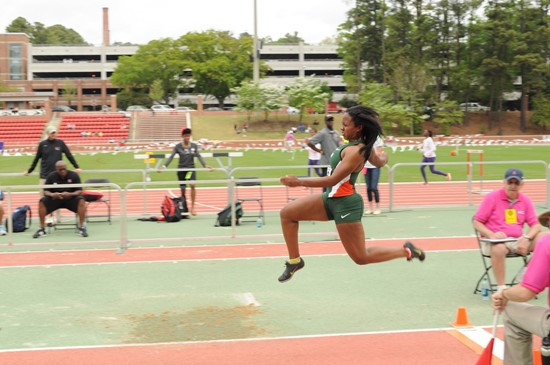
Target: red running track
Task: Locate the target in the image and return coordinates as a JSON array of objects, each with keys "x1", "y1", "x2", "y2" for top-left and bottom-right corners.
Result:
[
  {"x1": 0, "y1": 236, "x2": 483, "y2": 365},
  {"x1": 3, "y1": 180, "x2": 546, "y2": 217},
  {"x1": 0, "y1": 237, "x2": 476, "y2": 267}
]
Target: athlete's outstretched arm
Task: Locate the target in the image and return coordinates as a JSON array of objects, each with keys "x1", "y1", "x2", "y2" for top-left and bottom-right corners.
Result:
[
  {"x1": 367, "y1": 148, "x2": 388, "y2": 168},
  {"x1": 281, "y1": 145, "x2": 364, "y2": 188}
]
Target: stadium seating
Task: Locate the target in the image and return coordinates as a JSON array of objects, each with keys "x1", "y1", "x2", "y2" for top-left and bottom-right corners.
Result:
[
  {"x1": 133, "y1": 112, "x2": 188, "y2": 141},
  {"x1": 57, "y1": 113, "x2": 130, "y2": 144},
  {"x1": 0, "y1": 118, "x2": 48, "y2": 146}
]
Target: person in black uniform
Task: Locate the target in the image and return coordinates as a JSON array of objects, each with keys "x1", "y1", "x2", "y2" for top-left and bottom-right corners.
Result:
[
  {"x1": 25, "y1": 126, "x2": 81, "y2": 196},
  {"x1": 159, "y1": 128, "x2": 212, "y2": 216},
  {"x1": 32, "y1": 161, "x2": 88, "y2": 238}
]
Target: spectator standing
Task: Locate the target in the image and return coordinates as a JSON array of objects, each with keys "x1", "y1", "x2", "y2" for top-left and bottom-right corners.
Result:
[
  {"x1": 0, "y1": 189, "x2": 5, "y2": 235},
  {"x1": 25, "y1": 126, "x2": 81, "y2": 196},
  {"x1": 307, "y1": 115, "x2": 341, "y2": 177},
  {"x1": 303, "y1": 128, "x2": 322, "y2": 177},
  {"x1": 474, "y1": 168, "x2": 543, "y2": 290},
  {"x1": 363, "y1": 136, "x2": 384, "y2": 215},
  {"x1": 159, "y1": 128, "x2": 212, "y2": 216},
  {"x1": 284, "y1": 130, "x2": 296, "y2": 152}
]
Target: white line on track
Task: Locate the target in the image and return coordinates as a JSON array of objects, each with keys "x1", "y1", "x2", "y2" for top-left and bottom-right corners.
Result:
[
  {"x1": 0, "y1": 235, "x2": 477, "y2": 255},
  {"x1": 0, "y1": 325, "x2": 489, "y2": 353},
  {"x1": 0, "y1": 249, "x2": 478, "y2": 269},
  {"x1": 456, "y1": 327, "x2": 504, "y2": 360}
]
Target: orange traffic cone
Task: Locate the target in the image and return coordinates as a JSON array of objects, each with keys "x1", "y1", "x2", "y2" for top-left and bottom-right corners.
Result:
[
  {"x1": 475, "y1": 338, "x2": 494, "y2": 365},
  {"x1": 451, "y1": 306, "x2": 474, "y2": 327}
]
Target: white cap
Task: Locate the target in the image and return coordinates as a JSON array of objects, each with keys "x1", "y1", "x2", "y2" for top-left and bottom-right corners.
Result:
[{"x1": 46, "y1": 126, "x2": 57, "y2": 134}]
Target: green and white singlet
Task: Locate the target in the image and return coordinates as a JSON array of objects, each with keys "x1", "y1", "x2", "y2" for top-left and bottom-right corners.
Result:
[{"x1": 322, "y1": 140, "x2": 364, "y2": 224}]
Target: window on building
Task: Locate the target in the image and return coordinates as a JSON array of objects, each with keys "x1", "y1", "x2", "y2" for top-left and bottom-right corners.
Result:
[{"x1": 9, "y1": 43, "x2": 23, "y2": 80}]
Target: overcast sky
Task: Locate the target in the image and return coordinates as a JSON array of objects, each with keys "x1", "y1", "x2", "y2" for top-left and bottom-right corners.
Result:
[{"x1": 1, "y1": 0, "x2": 353, "y2": 45}]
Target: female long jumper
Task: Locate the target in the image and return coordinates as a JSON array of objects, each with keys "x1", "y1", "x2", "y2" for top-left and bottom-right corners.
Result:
[{"x1": 278, "y1": 105, "x2": 426, "y2": 282}]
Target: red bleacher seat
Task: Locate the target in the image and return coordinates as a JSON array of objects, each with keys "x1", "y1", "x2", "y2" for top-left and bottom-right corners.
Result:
[
  {"x1": 0, "y1": 119, "x2": 47, "y2": 145},
  {"x1": 57, "y1": 114, "x2": 130, "y2": 144}
]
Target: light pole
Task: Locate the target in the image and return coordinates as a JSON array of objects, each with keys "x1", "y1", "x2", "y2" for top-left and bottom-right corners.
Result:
[{"x1": 253, "y1": 0, "x2": 259, "y2": 82}]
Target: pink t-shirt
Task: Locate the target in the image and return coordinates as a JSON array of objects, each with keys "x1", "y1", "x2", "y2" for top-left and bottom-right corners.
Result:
[
  {"x1": 521, "y1": 234, "x2": 550, "y2": 304},
  {"x1": 474, "y1": 188, "x2": 538, "y2": 237}
]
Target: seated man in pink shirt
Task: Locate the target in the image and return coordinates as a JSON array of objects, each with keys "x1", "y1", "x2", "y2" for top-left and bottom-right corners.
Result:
[
  {"x1": 492, "y1": 212, "x2": 549, "y2": 365},
  {"x1": 474, "y1": 168, "x2": 543, "y2": 290}
]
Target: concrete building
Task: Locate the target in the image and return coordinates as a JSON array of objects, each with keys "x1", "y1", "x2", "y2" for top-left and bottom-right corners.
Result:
[{"x1": 0, "y1": 8, "x2": 347, "y2": 110}]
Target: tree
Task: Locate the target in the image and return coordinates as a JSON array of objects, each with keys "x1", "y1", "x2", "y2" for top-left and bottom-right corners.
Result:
[
  {"x1": 531, "y1": 94, "x2": 550, "y2": 130},
  {"x1": 111, "y1": 38, "x2": 187, "y2": 104},
  {"x1": 286, "y1": 77, "x2": 330, "y2": 122},
  {"x1": 232, "y1": 81, "x2": 285, "y2": 121},
  {"x1": 338, "y1": 0, "x2": 387, "y2": 92},
  {"x1": 232, "y1": 81, "x2": 261, "y2": 121},
  {"x1": 149, "y1": 79, "x2": 165, "y2": 104},
  {"x1": 386, "y1": 58, "x2": 431, "y2": 135},
  {"x1": 359, "y1": 82, "x2": 415, "y2": 135},
  {"x1": 178, "y1": 30, "x2": 257, "y2": 107},
  {"x1": 269, "y1": 32, "x2": 305, "y2": 44},
  {"x1": 61, "y1": 80, "x2": 77, "y2": 106},
  {"x1": 512, "y1": 0, "x2": 550, "y2": 131},
  {"x1": 480, "y1": 1, "x2": 516, "y2": 134},
  {"x1": 5, "y1": 17, "x2": 87, "y2": 44},
  {"x1": 5, "y1": 17, "x2": 33, "y2": 36},
  {"x1": 431, "y1": 100, "x2": 463, "y2": 135},
  {"x1": 116, "y1": 89, "x2": 151, "y2": 110}
]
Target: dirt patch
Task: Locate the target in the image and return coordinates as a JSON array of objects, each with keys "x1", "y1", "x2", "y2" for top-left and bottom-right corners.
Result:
[{"x1": 122, "y1": 305, "x2": 265, "y2": 343}]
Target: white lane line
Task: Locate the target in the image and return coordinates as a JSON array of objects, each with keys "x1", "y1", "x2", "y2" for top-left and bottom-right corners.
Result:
[
  {"x1": 457, "y1": 327, "x2": 504, "y2": 360},
  {"x1": 0, "y1": 325, "x2": 462, "y2": 353}
]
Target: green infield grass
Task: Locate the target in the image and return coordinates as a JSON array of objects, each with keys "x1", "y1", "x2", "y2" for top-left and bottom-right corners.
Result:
[{"x1": 1, "y1": 145, "x2": 547, "y2": 190}]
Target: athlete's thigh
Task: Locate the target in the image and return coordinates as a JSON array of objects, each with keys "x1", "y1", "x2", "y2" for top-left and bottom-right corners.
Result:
[
  {"x1": 281, "y1": 193, "x2": 328, "y2": 222},
  {"x1": 336, "y1": 222, "x2": 367, "y2": 258}
]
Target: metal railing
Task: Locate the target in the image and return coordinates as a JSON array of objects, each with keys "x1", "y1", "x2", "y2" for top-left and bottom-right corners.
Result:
[{"x1": 1, "y1": 160, "x2": 548, "y2": 248}]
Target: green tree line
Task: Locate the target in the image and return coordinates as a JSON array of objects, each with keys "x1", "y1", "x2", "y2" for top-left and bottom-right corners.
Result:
[{"x1": 338, "y1": 0, "x2": 550, "y2": 133}]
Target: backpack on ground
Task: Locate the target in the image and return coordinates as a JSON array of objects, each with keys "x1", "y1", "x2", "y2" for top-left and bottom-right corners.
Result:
[
  {"x1": 161, "y1": 196, "x2": 181, "y2": 222},
  {"x1": 5, "y1": 205, "x2": 32, "y2": 233},
  {"x1": 215, "y1": 201, "x2": 243, "y2": 227}
]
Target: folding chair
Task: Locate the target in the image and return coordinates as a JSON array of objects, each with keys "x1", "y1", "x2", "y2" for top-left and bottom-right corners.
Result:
[
  {"x1": 47, "y1": 212, "x2": 79, "y2": 233},
  {"x1": 473, "y1": 222, "x2": 530, "y2": 294},
  {"x1": 83, "y1": 178, "x2": 112, "y2": 224},
  {"x1": 235, "y1": 176, "x2": 264, "y2": 224}
]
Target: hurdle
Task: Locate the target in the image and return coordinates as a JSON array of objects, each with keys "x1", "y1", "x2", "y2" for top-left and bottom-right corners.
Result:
[{"x1": 467, "y1": 149, "x2": 490, "y2": 194}]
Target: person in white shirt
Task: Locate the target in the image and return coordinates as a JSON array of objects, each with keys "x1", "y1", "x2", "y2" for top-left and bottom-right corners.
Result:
[
  {"x1": 304, "y1": 128, "x2": 322, "y2": 177},
  {"x1": 0, "y1": 189, "x2": 5, "y2": 235},
  {"x1": 419, "y1": 130, "x2": 451, "y2": 185},
  {"x1": 363, "y1": 136, "x2": 384, "y2": 214}
]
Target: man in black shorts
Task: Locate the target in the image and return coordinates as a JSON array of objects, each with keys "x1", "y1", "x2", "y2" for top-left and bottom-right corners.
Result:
[{"x1": 33, "y1": 161, "x2": 88, "y2": 238}]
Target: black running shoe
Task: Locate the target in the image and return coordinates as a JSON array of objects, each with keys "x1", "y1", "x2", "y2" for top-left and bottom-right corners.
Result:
[
  {"x1": 33, "y1": 228, "x2": 46, "y2": 239},
  {"x1": 404, "y1": 241, "x2": 425, "y2": 262},
  {"x1": 278, "y1": 258, "x2": 305, "y2": 282}
]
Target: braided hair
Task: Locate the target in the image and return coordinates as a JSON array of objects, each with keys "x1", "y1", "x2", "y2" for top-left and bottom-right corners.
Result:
[{"x1": 346, "y1": 105, "x2": 383, "y2": 160}]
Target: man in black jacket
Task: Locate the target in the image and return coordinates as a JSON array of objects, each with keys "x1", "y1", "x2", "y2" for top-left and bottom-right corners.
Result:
[
  {"x1": 32, "y1": 161, "x2": 88, "y2": 238},
  {"x1": 25, "y1": 126, "x2": 81, "y2": 196}
]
